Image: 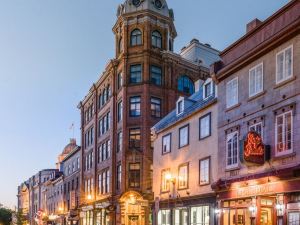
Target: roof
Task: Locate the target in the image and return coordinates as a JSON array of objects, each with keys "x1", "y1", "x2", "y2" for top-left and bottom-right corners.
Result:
[{"x1": 152, "y1": 90, "x2": 217, "y2": 134}]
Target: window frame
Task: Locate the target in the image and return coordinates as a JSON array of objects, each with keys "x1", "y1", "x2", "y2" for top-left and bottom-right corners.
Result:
[
  {"x1": 129, "y1": 128, "x2": 141, "y2": 149},
  {"x1": 226, "y1": 131, "x2": 239, "y2": 170},
  {"x1": 249, "y1": 62, "x2": 264, "y2": 98},
  {"x1": 276, "y1": 45, "x2": 293, "y2": 84},
  {"x1": 226, "y1": 77, "x2": 239, "y2": 109},
  {"x1": 151, "y1": 97, "x2": 162, "y2": 118},
  {"x1": 275, "y1": 110, "x2": 293, "y2": 157},
  {"x1": 130, "y1": 29, "x2": 142, "y2": 46},
  {"x1": 128, "y1": 163, "x2": 141, "y2": 188},
  {"x1": 199, "y1": 112, "x2": 212, "y2": 140},
  {"x1": 161, "y1": 169, "x2": 170, "y2": 193},
  {"x1": 178, "y1": 75, "x2": 195, "y2": 95},
  {"x1": 203, "y1": 79, "x2": 213, "y2": 99},
  {"x1": 249, "y1": 122, "x2": 264, "y2": 140},
  {"x1": 199, "y1": 157, "x2": 211, "y2": 186},
  {"x1": 150, "y1": 65, "x2": 163, "y2": 86},
  {"x1": 179, "y1": 124, "x2": 189, "y2": 148},
  {"x1": 162, "y1": 133, "x2": 172, "y2": 155},
  {"x1": 151, "y1": 30, "x2": 162, "y2": 48},
  {"x1": 177, "y1": 163, "x2": 189, "y2": 190},
  {"x1": 129, "y1": 64, "x2": 142, "y2": 84},
  {"x1": 129, "y1": 96, "x2": 141, "y2": 117},
  {"x1": 177, "y1": 99, "x2": 184, "y2": 115},
  {"x1": 117, "y1": 100, "x2": 123, "y2": 122}
]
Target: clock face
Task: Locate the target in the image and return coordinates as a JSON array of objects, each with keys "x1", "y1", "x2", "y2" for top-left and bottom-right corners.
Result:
[
  {"x1": 132, "y1": 0, "x2": 141, "y2": 7},
  {"x1": 154, "y1": 0, "x2": 163, "y2": 9}
]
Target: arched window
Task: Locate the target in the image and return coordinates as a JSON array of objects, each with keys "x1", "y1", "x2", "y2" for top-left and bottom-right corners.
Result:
[
  {"x1": 119, "y1": 37, "x2": 123, "y2": 53},
  {"x1": 130, "y1": 29, "x2": 142, "y2": 46},
  {"x1": 178, "y1": 75, "x2": 195, "y2": 95},
  {"x1": 152, "y1": 31, "x2": 162, "y2": 48}
]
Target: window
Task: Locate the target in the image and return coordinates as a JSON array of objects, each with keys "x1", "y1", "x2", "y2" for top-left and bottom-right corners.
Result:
[
  {"x1": 199, "y1": 113, "x2": 211, "y2": 139},
  {"x1": 158, "y1": 210, "x2": 171, "y2": 225},
  {"x1": 177, "y1": 99, "x2": 184, "y2": 115},
  {"x1": 203, "y1": 80, "x2": 213, "y2": 99},
  {"x1": 226, "y1": 77, "x2": 238, "y2": 108},
  {"x1": 289, "y1": 212, "x2": 300, "y2": 225},
  {"x1": 179, "y1": 125, "x2": 189, "y2": 148},
  {"x1": 151, "y1": 97, "x2": 161, "y2": 118},
  {"x1": 116, "y1": 164, "x2": 122, "y2": 190},
  {"x1": 117, "y1": 73, "x2": 123, "y2": 89},
  {"x1": 84, "y1": 127, "x2": 94, "y2": 149},
  {"x1": 117, "y1": 101, "x2": 123, "y2": 122},
  {"x1": 226, "y1": 131, "x2": 239, "y2": 169},
  {"x1": 178, "y1": 75, "x2": 195, "y2": 95},
  {"x1": 129, "y1": 128, "x2": 141, "y2": 149},
  {"x1": 117, "y1": 131, "x2": 123, "y2": 153},
  {"x1": 276, "y1": 45, "x2": 293, "y2": 84},
  {"x1": 249, "y1": 122, "x2": 263, "y2": 139},
  {"x1": 130, "y1": 29, "x2": 142, "y2": 46},
  {"x1": 162, "y1": 133, "x2": 171, "y2": 154},
  {"x1": 152, "y1": 31, "x2": 162, "y2": 48},
  {"x1": 98, "y1": 140, "x2": 111, "y2": 163},
  {"x1": 249, "y1": 63, "x2": 263, "y2": 97},
  {"x1": 191, "y1": 206, "x2": 210, "y2": 225},
  {"x1": 151, "y1": 66, "x2": 162, "y2": 86},
  {"x1": 130, "y1": 64, "x2": 142, "y2": 84},
  {"x1": 276, "y1": 111, "x2": 293, "y2": 156},
  {"x1": 178, "y1": 164, "x2": 188, "y2": 189},
  {"x1": 161, "y1": 169, "x2": 170, "y2": 192},
  {"x1": 199, "y1": 158, "x2": 210, "y2": 185},
  {"x1": 130, "y1": 96, "x2": 141, "y2": 117},
  {"x1": 174, "y1": 208, "x2": 189, "y2": 225},
  {"x1": 129, "y1": 163, "x2": 140, "y2": 188},
  {"x1": 98, "y1": 169, "x2": 110, "y2": 195}
]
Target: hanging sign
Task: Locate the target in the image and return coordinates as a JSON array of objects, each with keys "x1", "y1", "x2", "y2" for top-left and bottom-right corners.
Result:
[{"x1": 243, "y1": 131, "x2": 266, "y2": 164}]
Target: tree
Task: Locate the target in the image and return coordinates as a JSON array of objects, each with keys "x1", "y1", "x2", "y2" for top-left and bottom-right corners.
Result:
[
  {"x1": 0, "y1": 206, "x2": 12, "y2": 225},
  {"x1": 15, "y1": 210, "x2": 27, "y2": 225}
]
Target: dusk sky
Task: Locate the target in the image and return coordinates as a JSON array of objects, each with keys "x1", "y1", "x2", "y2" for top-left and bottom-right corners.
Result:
[{"x1": 0, "y1": 0, "x2": 289, "y2": 208}]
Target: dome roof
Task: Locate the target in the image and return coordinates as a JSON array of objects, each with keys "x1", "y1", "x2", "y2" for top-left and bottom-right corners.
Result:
[
  {"x1": 118, "y1": 0, "x2": 173, "y2": 19},
  {"x1": 62, "y1": 138, "x2": 77, "y2": 155}
]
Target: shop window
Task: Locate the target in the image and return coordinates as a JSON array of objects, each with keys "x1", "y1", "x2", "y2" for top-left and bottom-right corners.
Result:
[
  {"x1": 158, "y1": 210, "x2": 171, "y2": 225},
  {"x1": 174, "y1": 208, "x2": 189, "y2": 225},
  {"x1": 276, "y1": 111, "x2": 293, "y2": 156},
  {"x1": 191, "y1": 206, "x2": 210, "y2": 225},
  {"x1": 289, "y1": 212, "x2": 300, "y2": 225},
  {"x1": 96, "y1": 209, "x2": 106, "y2": 225}
]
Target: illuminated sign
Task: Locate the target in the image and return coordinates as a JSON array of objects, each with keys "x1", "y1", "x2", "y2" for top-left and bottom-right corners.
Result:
[{"x1": 243, "y1": 131, "x2": 265, "y2": 164}]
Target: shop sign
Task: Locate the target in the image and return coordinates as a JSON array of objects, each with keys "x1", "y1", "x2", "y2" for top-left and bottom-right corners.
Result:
[
  {"x1": 70, "y1": 191, "x2": 76, "y2": 209},
  {"x1": 242, "y1": 131, "x2": 268, "y2": 165},
  {"x1": 81, "y1": 205, "x2": 94, "y2": 212},
  {"x1": 95, "y1": 202, "x2": 110, "y2": 209},
  {"x1": 237, "y1": 183, "x2": 276, "y2": 198}
]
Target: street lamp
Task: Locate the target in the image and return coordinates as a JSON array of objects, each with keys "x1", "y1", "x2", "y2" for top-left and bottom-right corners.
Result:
[{"x1": 86, "y1": 194, "x2": 92, "y2": 200}]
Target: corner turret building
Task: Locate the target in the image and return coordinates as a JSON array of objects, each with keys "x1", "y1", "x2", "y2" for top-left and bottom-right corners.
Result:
[{"x1": 77, "y1": 0, "x2": 212, "y2": 225}]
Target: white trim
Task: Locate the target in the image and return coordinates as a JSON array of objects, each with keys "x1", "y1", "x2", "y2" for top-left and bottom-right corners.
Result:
[
  {"x1": 275, "y1": 110, "x2": 293, "y2": 157},
  {"x1": 176, "y1": 97, "x2": 184, "y2": 116},
  {"x1": 203, "y1": 78, "x2": 213, "y2": 100},
  {"x1": 276, "y1": 45, "x2": 293, "y2": 84},
  {"x1": 226, "y1": 77, "x2": 239, "y2": 109},
  {"x1": 226, "y1": 131, "x2": 239, "y2": 170},
  {"x1": 249, "y1": 62, "x2": 264, "y2": 98}
]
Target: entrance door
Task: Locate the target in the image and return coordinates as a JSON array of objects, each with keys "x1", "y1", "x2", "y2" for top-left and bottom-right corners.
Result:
[
  {"x1": 260, "y1": 208, "x2": 273, "y2": 225},
  {"x1": 223, "y1": 208, "x2": 251, "y2": 225},
  {"x1": 128, "y1": 216, "x2": 140, "y2": 225}
]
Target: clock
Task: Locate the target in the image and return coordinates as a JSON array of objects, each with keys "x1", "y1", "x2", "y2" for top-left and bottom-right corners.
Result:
[
  {"x1": 132, "y1": 0, "x2": 141, "y2": 7},
  {"x1": 154, "y1": 0, "x2": 163, "y2": 9}
]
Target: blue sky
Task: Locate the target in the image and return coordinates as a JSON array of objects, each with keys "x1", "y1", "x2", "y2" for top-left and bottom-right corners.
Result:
[{"x1": 0, "y1": 0, "x2": 289, "y2": 208}]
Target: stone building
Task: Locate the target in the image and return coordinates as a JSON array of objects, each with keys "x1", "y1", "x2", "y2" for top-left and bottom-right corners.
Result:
[
  {"x1": 77, "y1": 0, "x2": 210, "y2": 225},
  {"x1": 151, "y1": 77, "x2": 219, "y2": 225},
  {"x1": 211, "y1": 1, "x2": 300, "y2": 225},
  {"x1": 17, "y1": 181, "x2": 30, "y2": 224}
]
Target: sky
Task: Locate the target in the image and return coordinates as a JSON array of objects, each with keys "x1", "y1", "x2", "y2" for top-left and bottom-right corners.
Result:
[{"x1": 0, "y1": 0, "x2": 290, "y2": 209}]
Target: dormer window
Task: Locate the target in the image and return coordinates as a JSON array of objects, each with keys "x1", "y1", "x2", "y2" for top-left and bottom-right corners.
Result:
[
  {"x1": 177, "y1": 98, "x2": 184, "y2": 115},
  {"x1": 203, "y1": 79, "x2": 213, "y2": 99}
]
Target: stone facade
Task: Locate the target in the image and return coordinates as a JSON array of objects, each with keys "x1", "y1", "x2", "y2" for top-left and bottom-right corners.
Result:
[{"x1": 212, "y1": 1, "x2": 300, "y2": 225}]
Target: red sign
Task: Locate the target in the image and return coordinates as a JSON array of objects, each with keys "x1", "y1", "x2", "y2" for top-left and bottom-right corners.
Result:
[{"x1": 244, "y1": 131, "x2": 265, "y2": 164}]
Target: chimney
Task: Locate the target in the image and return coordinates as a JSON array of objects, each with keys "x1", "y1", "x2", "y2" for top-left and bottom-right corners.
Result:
[
  {"x1": 70, "y1": 138, "x2": 76, "y2": 145},
  {"x1": 246, "y1": 18, "x2": 262, "y2": 33}
]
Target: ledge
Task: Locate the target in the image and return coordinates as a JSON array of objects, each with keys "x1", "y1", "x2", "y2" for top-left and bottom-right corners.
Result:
[
  {"x1": 274, "y1": 76, "x2": 296, "y2": 89},
  {"x1": 248, "y1": 90, "x2": 267, "y2": 102},
  {"x1": 225, "y1": 103, "x2": 242, "y2": 112}
]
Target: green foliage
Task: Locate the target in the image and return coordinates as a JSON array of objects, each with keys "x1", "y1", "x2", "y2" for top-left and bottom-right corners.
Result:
[
  {"x1": 15, "y1": 210, "x2": 27, "y2": 225},
  {"x1": 0, "y1": 207, "x2": 12, "y2": 225}
]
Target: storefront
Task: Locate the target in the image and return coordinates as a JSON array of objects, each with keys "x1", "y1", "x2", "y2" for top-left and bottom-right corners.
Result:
[
  {"x1": 80, "y1": 205, "x2": 94, "y2": 225},
  {"x1": 155, "y1": 195, "x2": 215, "y2": 225},
  {"x1": 215, "y1": 173, "x2": 300, "y2": 225}
]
